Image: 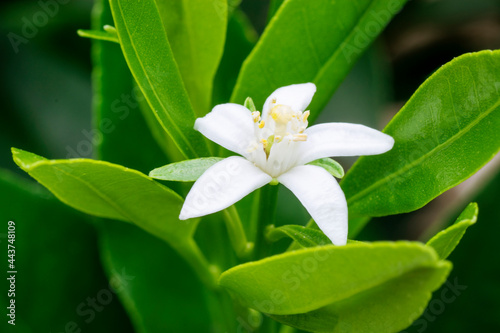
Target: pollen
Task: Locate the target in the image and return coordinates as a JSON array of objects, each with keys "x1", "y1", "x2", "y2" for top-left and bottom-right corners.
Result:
[{"x1": 259, "y1": 121, "x2": 265, "y2": 129}]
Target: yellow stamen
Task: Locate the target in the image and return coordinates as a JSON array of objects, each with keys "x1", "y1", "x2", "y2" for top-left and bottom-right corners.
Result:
[
  {"x1": 259, "y1": 121, "x2": 265, "y2": 129},
  {"x1": 252, "y1": 111, "x2": 261, "y2": 123},
  {"x1": 303, "y1": 110, "x2": 310, "y2": 122},
  {"x1": 293, "y1": 134, "x2": 308, "y2": 141}
]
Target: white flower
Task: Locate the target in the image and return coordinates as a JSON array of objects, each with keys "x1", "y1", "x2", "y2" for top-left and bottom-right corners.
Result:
[{"x1": 179, "y1": 83, "x2": 394, "y2": 246}]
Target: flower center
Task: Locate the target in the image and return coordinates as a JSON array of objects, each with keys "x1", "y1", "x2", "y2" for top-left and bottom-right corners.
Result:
[{"x1": 250, "y1": 104, "x2": 309, "y2": 155}]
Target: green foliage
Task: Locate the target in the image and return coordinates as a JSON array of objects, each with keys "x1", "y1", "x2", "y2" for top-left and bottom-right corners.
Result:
[
  {"x1": 342, "y1": 50, "x2": 500, "y2": 222},
  {"x1": 220, "y1": 242, "x2": 451, "y2": 332},
  {"x1": 427, "y1": 202, "x2": 478, "y2": 259},
  {"x1": 308, "y1": 158, "x2": 345, "y2": 178},
  {"x1": 149, "y1": 157, "x2": 225, "y2": 182},
  {"x1": 90, "y1": 1, "x2": 218, "y2": 331},
  {"x1": 267, "y1": 224, "x2": 332, "y2": 248},
  {"x1": 77, "y1": 27, "x2": 119, "y2": 43},
  {"x1": 155, "y1": 0, "x2": 227, "y2": 116},
  {"x1": 11, "y1": 148, "x2": 196, "y2": 248},
  {"x1": 0, "y1": 170, "x2": 132, "y2": 333},
  {"x1": 109, "y1": 0, "x2": 210, "y2": 159},
  {"x1": 230, "y1": 0, "x2": 408, "y2": 121}
]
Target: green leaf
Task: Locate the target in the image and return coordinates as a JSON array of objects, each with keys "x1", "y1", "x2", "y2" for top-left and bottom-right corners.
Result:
[
  {"x1": 270, "y1": 262, "x2": 450, "y2": 333},
  {"x1": 244, "y1": 96, "x2": 257, "y2": 112},
  {"x1": 155, "y1": 0, "x2": 227, "y2": 116},
  {"x1": 230, "y1": 0, "x2": 408, "y2": 123},
  {"x1": 342, "y1": 50, "x2": 500, "y2": 222},
  {"x1": 11, "y1": 148, "x2": 196, "y2": 245},
  {"x1": 0, "y1": 169, "x2": 133, "y2": 332},
  {"x1": 427, "y1": 202, "x2": 478, "y2": 259},
  {"x1": 219, "y1": 243, "x2": 450, "y2": 322},
  {"x1": 149, "y1": 157, "x2": 225, "y2": 182},
  {"x1": 77, "y1": 28, "x2": 119, "y2": 43},
  {"x1": 267, "y1": 224, "x2": 332, "y2": 248},
  {"x1": 212, "y1": 9, "x2": 257, "y2": 106},
  {"x1": 91, "y1": 0, "x2": 217, "y2": 330},
  {"x1": 99, "y1": 221, "x2": 212, "y2": 332},
  {"x1": 308, "y1": 158, "x2": 345, "y2": 178},
  {"x1": 109, "y1": 0, "x2": 210, "y2": 159}
]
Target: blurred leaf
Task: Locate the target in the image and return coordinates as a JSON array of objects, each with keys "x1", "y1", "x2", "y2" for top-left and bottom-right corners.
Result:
[
  {"x1": 213, "y1": 9, "x2": 257, "y2": 106},
  {"x1": 230, "y1": 0, "x2": 408, "y2": 122},
  {"x1": 427, "y1": 202, "x2": 477, "y2": 259},
  {"x1": 267, "y1": 224, "x2": 332, "y2": 248},
  {"x1": 150, "y1": 157, "x2": 224, "y2": 182},
  {"x1": 155, "y1": 0, "x2": 227, "y2": 116},
  {"x1": 11, "y1": 148, "x2": 196, "y2": 247},
  {"x1": 267, "y1": 0, "x2": 285, "y2": 21},
  {"x1": 405, "y1": 171, "x2": 500, "y2": 332},
  {"x1": 109, "y1": 0, "x2": 210, "y2": 158},
  {"x1": 220, "y1": 242, "x2": 450, "y2": 331},
  {"x1": 0, "y1": 170, "x2": 133, "y2": 333},
  {"x1": 308, "y1": 158, "x2": 344, "y2": 178},
  {"x1": 99, "y1": 221, "x2": 212, "y2": 332},
  {"x1": 342, "y1": 50, "x2": 500, "y2": 224}
]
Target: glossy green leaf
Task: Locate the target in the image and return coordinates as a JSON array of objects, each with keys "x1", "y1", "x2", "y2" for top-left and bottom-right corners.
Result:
[
  {"x1": 77, "y1": 28, "x2": 119, "y2": 43},
  {"x1": 219, "y1": 242, "x2": 450, "y2": 319},
  {"x1": 270, "y1": 262, "x2": 450, "y2": 333},
  {"x1": 155, "y1": 0, "x2": 227, "y2": 116},
  {"x1": 230, "y1": 0, "x2": 408, "y2": 122},
  {"x1": 342, "y1": 50, "x2": 500, "y2": 222},
  {"x1": 91, "y1": 0, "x2": 217, "y2": 330},
  {"x1": 109, "y1": 0, "x2": 210, "y2": 159},
  {"x1": 11, "y1": 148, "x2": 195, "y2": 244},
  {"x1": 149, "y1": 157, "x2": 225, "y2": 182},
  {"x1": 308, "y1": 158, "x2": 345, "y2": 178},
  {"x1": 0, "y1": 169, "x2": 133, "y2": 333},
  {"x1": 427, "y1": 202, "x2": 478, "y2": 259}
]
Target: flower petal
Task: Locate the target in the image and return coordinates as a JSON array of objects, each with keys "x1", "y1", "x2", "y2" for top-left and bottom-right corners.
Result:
[
  {"x1": 180, "y1": 156, "x2": 272, "y2": 219},
  {"x1": 195, "y1": 103, "x2": 254, "y2": 157},
  {"x1": 262, "y1": 83, "x2": 316, "y2": 118},
  {"x1": 277, "y1": 165, "x2": 347, "y2": 246},
  {"x1": 297, "y1": 123, "x2": 394, "y2": 165}
]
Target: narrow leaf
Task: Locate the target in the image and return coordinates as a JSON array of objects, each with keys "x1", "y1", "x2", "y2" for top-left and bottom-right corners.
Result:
[
  {"x1": 231, "y1": 0, "x2": 408, "y2": 123},
  {"x1": 342, "y1": 50, "x2": 500, "y2": 222},
  {"x1": 150, "y1": 157, "x2": 225, "y2": 182},
  {"x1": 109, "y1": 0, "x2": 210, "y2": 159},
  {"x1": 155, "y1": 0, "x2": 228, "y2": 116},
  {"x1": 427, "y1": 202, "x2": 478, "y2": 259}
]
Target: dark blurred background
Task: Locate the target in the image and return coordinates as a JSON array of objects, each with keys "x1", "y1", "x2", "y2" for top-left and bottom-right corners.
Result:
[{"x1": 1, "y1": 0, "x2": 499, "y2": 332}]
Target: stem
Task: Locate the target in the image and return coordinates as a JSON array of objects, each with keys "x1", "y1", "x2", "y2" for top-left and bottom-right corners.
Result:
[
  {"x1": 223, "y1": 205, "x2": 254, "y2": 259},
  {"x1": 178, "y1": 239, "x2": 219, "y2": 290},
  {"x1": 255, "y1": 184, "x2": 279, "y2": 259}
]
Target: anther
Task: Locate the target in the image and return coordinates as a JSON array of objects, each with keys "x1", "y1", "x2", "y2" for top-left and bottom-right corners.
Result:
[{"x1": 292, "y1": 134, "x2": 307, "y2": 141}]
